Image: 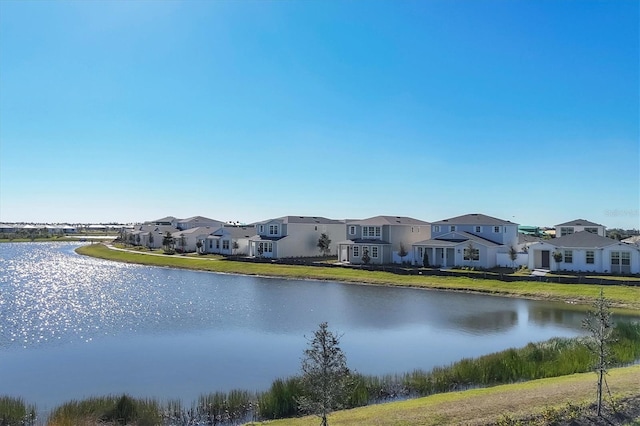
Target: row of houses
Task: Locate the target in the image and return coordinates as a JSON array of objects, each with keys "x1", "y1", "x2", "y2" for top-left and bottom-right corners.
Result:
[{"x1": 122, "y1": 215, "x2": 640, "y2": 275}]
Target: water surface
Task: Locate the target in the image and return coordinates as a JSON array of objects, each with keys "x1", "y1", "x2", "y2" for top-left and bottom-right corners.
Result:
[{"x1": 1, "y1": 242, "x2": 636, "y2": 412}]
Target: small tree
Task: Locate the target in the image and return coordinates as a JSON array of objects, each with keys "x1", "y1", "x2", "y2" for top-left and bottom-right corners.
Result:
[
  {"x1": 508, "y1": 245, "x2": 518, "y2": 269},
  {"x1": 398, "y1": 242, "x2": 408, "y2": 265},
  {"x1": 178, "y1": 235, "x2": 187, "y2": 253},
  {"x1": 257, "y1": 243, "x2": 264, "y2": 258},
  {"x1": 162, "y1": 232, "x2": 175, "y2": 254},
  {"x1": 298, "y1": 322, "x2": 352, "y2": 426},
  {"x1": 463, "y1": 242, "x2": 477, "y2": 267},
  {"x1": 552, "y1": 251, "x2": 563, "y2": 271},
  {"x1": 232, "y1": 240, "x2": 239, "y2": 255},
  {"x1": 361, "y1": 248, "x2": 371, "y2": 265},
  {"x1": 582, "y1": 289, "x2": 615, "y2": 417},
  {"x1": 196, "y1": 241, "x2": 203, "y2": 254},
  {"x1": 135, "y1": 234, "x2": 141, "y2": 246},
  {"x1": 317, "y1": 233, "x2": 332, "y2": 257},
  {"x1": 148, "y1": 232, "x2": 154, "y2": 250}
]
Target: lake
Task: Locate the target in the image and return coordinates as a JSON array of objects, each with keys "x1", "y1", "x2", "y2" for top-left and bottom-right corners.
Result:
[{"x1": 1, "y1": 242, "x2": 637, "y2": 413}]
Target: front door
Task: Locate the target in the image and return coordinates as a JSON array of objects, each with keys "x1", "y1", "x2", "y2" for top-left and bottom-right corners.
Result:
[{"x1": 541, "y1": 250, "x2": 550, "y2": 269}]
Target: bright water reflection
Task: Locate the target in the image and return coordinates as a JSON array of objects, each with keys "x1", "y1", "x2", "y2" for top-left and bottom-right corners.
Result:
[{"x1": 1, "y1": 243, "x2": 637, "y2": 412}]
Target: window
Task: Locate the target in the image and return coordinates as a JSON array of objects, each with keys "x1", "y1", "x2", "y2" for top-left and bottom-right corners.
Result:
[
  {"x1": 433, "y1": 225, "x2": 441, "y2": 233},
  {"x1": 418, "y1": 247, "x2": 423, "y2": 258},
  {"x1": 259, "y1": 225, "x2": 264, "y2": 233},
  {"x1": 560, "y1": 227, "x2": 574, "y2": 237},
  {"x1": 371, "y1": 246, "x2": 378, "y2": 258},
  {"x1": 258, "y1": 242, "x2": 273, "y2": 253},
  {"x1": 269, "y1": 225, "x2": 278, "y2": 235},
  {"x1": 362, "y1": 226, "x2": 381, "y2": 238},
  {"x1": 586, "y1": 250, "x2": 595, "y2": 264},
  {"x1": 611, "y1": 251, "x2": 620, "y2": 265},
  {"x1": 622, "y1": 252, "x2": 630, "y2": 266},
  {"x1": 450, "y1": 225, "x2": 456, "y2": 232},
  {"x1": 349, "y1": 226, "x2": 356, "y2": 235},
  {"x1": 208, "y1": 240, "x2": 212, "y2": 249},
  {"x1": 564, "y1": 250, "x2": 573, "y2": 263},
  {"x1": 585, "y1": 227, "x2": 598, "y2": 234},
  {"x1": 216, "y1": 240, "x2": 220, "y2": 249},
  {"x1": 353, "y1": 246, "x2": 359, "y2": 257},
  {"x1": 493, "y1": 226, "x2": 501, "y2": 233},
  {"x1": 475, "y1": 226, "x2": 482, "y2": 233},
  {"x1": 223, "y1": 240, "x2": 229, "y2": 250}
]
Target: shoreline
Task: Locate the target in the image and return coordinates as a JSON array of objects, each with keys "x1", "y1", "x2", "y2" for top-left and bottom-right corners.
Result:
[{"x1": 75, "y1": 243, "x2": 640, "y2": 312}]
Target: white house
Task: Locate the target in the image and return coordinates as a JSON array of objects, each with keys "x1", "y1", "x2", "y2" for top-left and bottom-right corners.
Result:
[
  {"x1": 527, "y1": 231, "x2": 640, "y2": 274},
  {"x1": 172, "y1": 226, "x2": 219, "y2": 253},
  {"x1": 555, "y1": 219, "x2": 606, "y2": 237},
  {"x1": 337, "y1": 216, "x2": 430, "y2": 265},
  {"x1": 200, "y1": 225, "x2": 256, "y2": 255},
  {"x1": 412, "y1": 213, "x2": 519, "y2": 269},
  {"x1": 249, "y1": 216, "x2": 346, "y2": 258}
]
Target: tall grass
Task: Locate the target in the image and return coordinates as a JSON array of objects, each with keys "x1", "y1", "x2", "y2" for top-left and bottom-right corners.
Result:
[
  {"x1": 0, "y1": 396, "x2": 35, "y2": 426},
  {"x1": 47, "y1": 394, "x2": 160, "y2": 426}
]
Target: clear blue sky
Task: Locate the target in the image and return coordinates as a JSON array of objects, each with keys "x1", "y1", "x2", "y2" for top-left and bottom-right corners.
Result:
[{"x1": 1, "y1": 0, "x2": 638, "y2": 229}]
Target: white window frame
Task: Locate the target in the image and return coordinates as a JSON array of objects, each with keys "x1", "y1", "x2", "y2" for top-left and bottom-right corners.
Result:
[
  {"x1": 433, "y1": 225, "x2": 441, "y2": 233},
  {"x1": 493, "y1": 226, "x2": 501, "y2": 233},
  {"x1": 223, "y1": 240, "x2": 229, "y2": 250},
  {"x1": 475, "y1": 226, "x2": 482, "y2": 233},
  {"x1": 269, "y1": 225, "x2": 278, "y2": 235},
  {"x1": 259, "y1": 225, "x2": 264, "y2": 233},
  {"x1": 564, "y1": 250, "x2": 573, "y2": 263},
  {"x1": 586, "y1": 250, "x2": 595, "y2": 264},
  {"x1": 450, "y1": 225, "x2": 456, "y2": 232},
  {"x1": 371, "y1": 246, "x2": 378, "y2": 258},
  {"x1": 353, "y1": 246, "x2": 359, "y2": 257},
  {"x1": 349, "y1": 226, "x2": 356, "y2": 235}
]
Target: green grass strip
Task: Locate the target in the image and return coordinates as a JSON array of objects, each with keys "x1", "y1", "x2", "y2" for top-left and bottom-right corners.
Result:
[{"x1": 77, "y1": 243, "x2": 640, "y2": 311}]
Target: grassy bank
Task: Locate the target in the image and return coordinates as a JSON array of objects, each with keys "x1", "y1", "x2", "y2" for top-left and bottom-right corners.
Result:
[
  {"x1": 76, "y1": 243, "x2": 640, "y2": 310},
  {"x1": 256, "y1": 365, "x2": 640, "y2": 426}
]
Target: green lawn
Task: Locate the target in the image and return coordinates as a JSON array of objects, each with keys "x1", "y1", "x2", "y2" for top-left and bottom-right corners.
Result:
[{"x1": 76, "y1": 243, "x2": 640, "y2": 311}]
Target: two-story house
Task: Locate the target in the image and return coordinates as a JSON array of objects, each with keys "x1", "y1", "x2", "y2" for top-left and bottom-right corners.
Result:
[
  {"x1": 555, "y1": 219, "x2": 606, "y2": 237},
  {"x1": 337, "y1": 216, "x2": 430, "y2": 265},
  {"x1": 412, "y1": 213, "x2": 519, "y2": 268},
  {"x1": 249, "y1": 216, "x2": 346, "y2": 258}
]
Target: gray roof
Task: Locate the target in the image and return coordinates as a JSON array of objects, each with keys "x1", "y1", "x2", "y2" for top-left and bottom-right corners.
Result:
[
  {"x1": 214, "y1": 226, "x2": 256, "y2": 239},
  {"x1": 433, "y1": 213, "x2": 517, "y2": 226},
  {"x1": 150, "y1": 216, "x2": 176, "y2": 223},
  {"x1": 555, "y1": 218, "x2": 603, "y2": 227},
  {"x1": 256, "y1": 216, "x2": 345, "y2": 225},
  {"x1": 179, "y1": 216, "x2": 223, "y2": 223},
  {"x1": 173, "y1": 226, "x2": 219, "y2": 236},
  {"x1": 546, "y1": 231, "x2": 621, "y2": 248},
  {"x1": 346, "y1": 216, "x2": 429, "y2": 226},
  {"x1": 337, "y1": 239, "x2": 392, "y2": 245},
  {"x1": 414, "y1": 231, "x2": 501, "y2": 248}
]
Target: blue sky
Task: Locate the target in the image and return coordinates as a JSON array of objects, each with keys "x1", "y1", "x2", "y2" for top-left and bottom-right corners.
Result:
[{"x1": 1, "y1": 0, "x2": 638, "y2": 228}]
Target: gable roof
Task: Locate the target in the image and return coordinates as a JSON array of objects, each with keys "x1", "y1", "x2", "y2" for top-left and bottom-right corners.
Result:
[
  {"x1": 178, "y1": 216, "x2": 222, "y2": 223},
  {"x1": 433, "y1": 213, "x2": 517, "y2": 226},
  {"x1": 555, "y1": 219, "x2": 603, "y2": 227},
  {"x1": 347, "y1": 216, "x2": 429, "y2": 226},
  {"x1": 546, "y1": 231, "x2": 621, "y2": 248},
  {"x1": 215, "y1": 226, "x2": 256, "y2": 239},
  {"x1": 150, "y1": 216, "x2": 176, "y2": 223},
  {"x1": 256, "y1": 216, "x2": 344, "y2": 225},
  {"x1": 413, "y1": 231, "x2": 501, "y2": 247}
]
